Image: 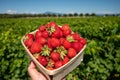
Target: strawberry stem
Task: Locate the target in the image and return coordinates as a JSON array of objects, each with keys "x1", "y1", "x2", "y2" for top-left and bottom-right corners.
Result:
[
  {"x1": 54, "y1": 46, "x2": 67, "y2": 59},
  {"x1": 41, "y1": 45, "x2": 51, "y2": 56},
  {"x1": 33, "y1": 53, "x2": 40, "y2": 59},
  {"x1": 66, "y1": 35, "x2": 75, "y2": 42},
  {"x1": 47, "y1": 26, "x2": 55, "y2": 35}
]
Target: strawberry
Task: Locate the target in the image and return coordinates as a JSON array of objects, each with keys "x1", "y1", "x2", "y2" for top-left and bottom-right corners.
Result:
[
  {"x1": 24, "y1": 38, "x2": 33, "y2": 47},
  {"x1": 71, "y1": 33, "x2": 81, "y2": 41},
  {"x1": 63, "y1": 29, "x2": 71, "y2": 37},
  {"x1": 45, "y1": 21, "x2": 57, "y2": 29},
  {"x1": 63, "y1": 56, "x2": 69, "y2": 65},
  {"x1": 50, "y1": 38, "x2": 60, "y2": 48},
  {"x1": 39, "y1": 25, "x2": 45, "y2": 32},
  {"x1": 72, "y1": 42, "x2": 83, "y2": 52},
  {"x1": 36, "y1": 37, "x2": 46, "y2": 45},
  {"x1": 79, "y1": 38, "x2": 86, "y2": 45},
  {"x1": 30, "y1": 42, "x2": 42, "y2": 54},
  {"x1": 61, "y1": 24, "x2": 70, "y2": 31},
  {"x1": 67, "y1": 48, "x2": 77, "y2": 58},
  {"x1": 52, "y1": 29, "x2": 60, "y2": 38},
  {"x1": 38, "y1": 56, "x2": 48, "y2": 66},
  {"x1": 63, "y1": 39, "x2": 71, "y2": 49},
  {"x1": 55, "y1": 61, "x2": 63, "y2": 68},
  {"x1": 26, "y1": 33, "x2": 34, "y2": 39},
  {"x1": 54, "y1": 46, "x2": 67, "y2": 59},
  {"x1": 46, "y1": 67, "x2": 54, "y2": 70},
  {"x1": 35, "y1": 31, "x2": 42, "y2": 38},
  {"x1": 42, "y1": 30, "x2": 49, "y2": 38},
  {"x1": 47, "y1": 38, "x2": 52, "y2": 48},
  {"x1": 60, "y1": 37, "x2": 66, "y2": 45},
  {"x1": 47, "y1": 26, "x2": 56, "y2": 35},
  {"x1": 49, "y1": 21, "x2": 57, "y2": 27},
  {"x1": 62, "y1": 24, "x2": 71, "y2": 37},
  {"x1": 59, "y1": 29, "x2": 63, "y2": 37},
  {"x1": 50, "y1": 52, "x2": 60, "y2": 61},
  {"x1": 46, "y1": 59, "x2": 55, "y2": 68},
  {"x1": 45, "y1": 23, "x2": 51, "y2": 28}
]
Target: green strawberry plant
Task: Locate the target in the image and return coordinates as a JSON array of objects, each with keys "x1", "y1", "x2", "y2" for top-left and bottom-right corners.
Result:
[{"x1": 0, "y1": 17, "x2": 120, "y2": 80}]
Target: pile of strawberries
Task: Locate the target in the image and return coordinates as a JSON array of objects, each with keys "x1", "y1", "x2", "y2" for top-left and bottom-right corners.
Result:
[{"x1": 24, "y1": 22, "x2": 86, "y2": 70}]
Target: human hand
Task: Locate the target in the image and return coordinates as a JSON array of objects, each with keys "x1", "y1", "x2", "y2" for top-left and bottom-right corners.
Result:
[{"x1": 28, "y1": 61, "x2": 47, "y2": 80}]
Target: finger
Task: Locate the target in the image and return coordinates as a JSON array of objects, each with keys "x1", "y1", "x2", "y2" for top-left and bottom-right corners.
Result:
[
  {"x1": 28, "y1": 61, "x2": 39, "y2": 78},
  {"x1": 29, "y1": 61, "x2": 36, "y2": 68}
]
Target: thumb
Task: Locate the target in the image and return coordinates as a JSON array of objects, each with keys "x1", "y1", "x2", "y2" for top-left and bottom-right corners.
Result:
[{"x1": 28, "y1": 61, "x2": 47, "y2": 80}]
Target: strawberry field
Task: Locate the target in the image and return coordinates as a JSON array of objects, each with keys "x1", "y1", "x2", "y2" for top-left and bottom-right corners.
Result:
[{"x1": 0, "y1": 17, "x2": 120, "y2": 80}]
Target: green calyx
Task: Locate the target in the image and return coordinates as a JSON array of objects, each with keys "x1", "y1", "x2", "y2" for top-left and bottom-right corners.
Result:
[
  {"x1": 46, "y1": 59, "x2": 54, "y2": 68},
  {"x1": 54, "y1": 46, "x2": 67, "y2": 59},
  {"x1": 33, "y1": 53, "x2": 40, "y2": 59},
  {"x1": 66, "y1": 35, "x2": 75, "y2": 42},
  {"x1": 41, "y1": 45, "x2": 51, "y2": 56},
  {"x1": 47, "y1": 26, "x2": 55, "y2": 35}
]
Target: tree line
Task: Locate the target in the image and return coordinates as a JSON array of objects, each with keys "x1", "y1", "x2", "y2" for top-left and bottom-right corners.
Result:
[{"x1": 0, "y1": 13, "x2": 119, "y2": 18}]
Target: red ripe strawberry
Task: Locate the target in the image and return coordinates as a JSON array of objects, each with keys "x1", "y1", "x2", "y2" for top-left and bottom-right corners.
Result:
[
  {"x1": 58, "y1": 27, "x2": 63, "y2": 37},
  {"x1": 42, "y1": 30, "x2": 49, "y2": 38},
  {"x1": 61, "y1": 24, "x2": 70, "y2": 31},
  {"x1": 46, "y1": 67, "x2": 54, "y2": 70},
  {"x1": 63, "y1": 56, "x2": 69, "y2": 65},
  {"x1": 35, "y1": 31, "x2": 42, "y2": 38},
  {"x1": 63, "y1": 29, "x2": 71, "y2": 37},
  {"x1": 55, "y1": 46, "x2": 67, "y2": 59},
  {"x1": 60, "y1": 37, "x2": 66, "y2": 45},
  {"x1": 80, "y1": 38, "x2": 86, "y2": 45},
  {"x1": 24, "y1": 38, "x2": 33, "y2": 47},
  {"x1": 49, "y1": 21, "x2": 57, "y2": 27},
  {"x1": 47, "y1": 38, "x2": 52, "y2": 48},
  {"x1": 45, "y1": 23, "x2": 51, "y2": 28},
  {"x1": 30, "y1": 42, "x2": 42, "y2": 54},
  {"x1": 50, "y1": 38, "x2": 60, "y2": 47},
  {"x1": 38, "y1": 56, "x2": 48, "y2": 66},
  {"x1": 72, "y1": 42, "x2": 83, "y2": 52},
  {"x1": 55, "y1": 61, "x2": 63, "y2": 68},
  {"x1": 46, "y1": 59, "x2": 55, "y2": 68},
  {"x1": 67, "y1": 48, "x2": 77, "y2": 58},
  {"x1": 52, "y1": 29, "x2": 60, "y2": 38},
  {"x1": 26, "y1": 33, "x2": 34, "y2": 39},
  {"x1": 59, "y1": 29, "x2": 63, "y2": 37},
  {"x1": 71, "y1": 33, "x2": 81, "y2": 41},
  {"x1": 62, "y1": 24, "x2": 71, "y2": 37},
  {"x1": 50, "y1": 52, "x2": 60, "y2": 61},
  {"x1": 39, "y1": 25, "x2": 45, "y2": 32},
  {"x1": 63, "y1": 40, "x2": 71, "y2": 49},
  {"x1": 36, "y1": 37, "x2": 46, "y2": 45}
]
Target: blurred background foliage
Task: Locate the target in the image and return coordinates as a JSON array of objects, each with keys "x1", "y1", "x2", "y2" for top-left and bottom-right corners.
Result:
[{"x1": 0, "y1": 16, "x2": 120, "y2": 80}]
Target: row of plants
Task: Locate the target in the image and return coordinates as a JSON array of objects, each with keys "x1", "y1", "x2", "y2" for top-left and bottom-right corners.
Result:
[
  {"x1": 0, "y1": 13, "x2": 97, "y2": 18},
  {"x1": 0, "y1": 17, "x2": 120, "y2": 80},
  {"x1": 1, "y1": 13, "x2": 119, "y2": 18}
]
